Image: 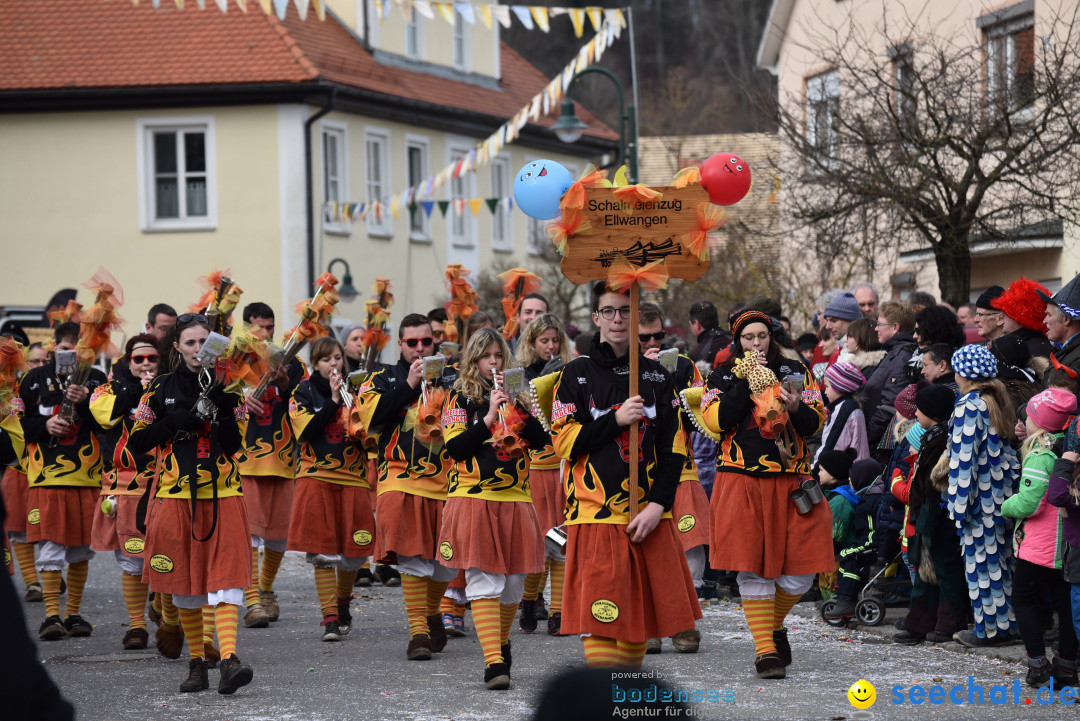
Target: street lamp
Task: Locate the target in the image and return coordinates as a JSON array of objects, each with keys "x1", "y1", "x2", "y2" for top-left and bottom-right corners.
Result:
[
  {"x1": 553, "y1": 66, "x2": 638, "y2": 183},
  {"x1": 327, "y1": 258, "x2": 358, "y2": 302}
]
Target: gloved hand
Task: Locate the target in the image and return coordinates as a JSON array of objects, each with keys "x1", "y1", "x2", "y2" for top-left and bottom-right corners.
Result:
[
  {"x1": 206, "y1": 384, "x2": 231, "y2": 409},
  {"x1": 541, "y1": 357, "x2": 567, "y2": 376},
  {"x1": 166, "y1": 411, "x2": 202, "y2": 433}
]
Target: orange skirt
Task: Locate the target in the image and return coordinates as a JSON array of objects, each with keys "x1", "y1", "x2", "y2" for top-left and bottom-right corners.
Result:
[
  {"x1": 375, "y1": 491, "x2": 443, "y2": 562},
  {"x1": 141, "y1": 495, "x2": 252, "y2": 596},
  {"x1": 26, "y1": 486, "x2": 97, "y2": 547},
  {"x1": 529, "y1": 467, "x2": 566, "y2": 533},
  {"x1": 437, "y1": 497, "x2": 544, "y2": 576},
  {"x1": 448, "y1": 568, "x2": 466, "y2": 589},
  {"x1": 562, "y1": 521, "x2": 702, "y2": 641},
  {"x1": 709, "y1": 471, "x2": 835, "y2": 578},
  {"x1": 287, "y1": 477, "x2": 375, "y2": 558},
  {"x1": 91, "y1": 502, "x2": 119, "y2": 552},
  {"x1": 116, "y1": 495, "x2": 147, "y2": 558},
  {"x1": 1, "y1": 467, "x2": 28, "y2": 534},
  {"x1": 242, "y1": 475, "x2": 295, "y2": 540},
  {"x1": 672, "y1": 480, "x2": 711, "y2": 552}
]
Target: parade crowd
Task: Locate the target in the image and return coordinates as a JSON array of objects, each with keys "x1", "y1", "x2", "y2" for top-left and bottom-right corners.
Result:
[{"x1": 5, "y1": 267, "x2": 1080, "y2": 709}]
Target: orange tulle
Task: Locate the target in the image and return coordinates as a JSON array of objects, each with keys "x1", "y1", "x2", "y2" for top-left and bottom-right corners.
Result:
[
  {"x1": 752, "y1": 385, "x2": 789, "y2": 439},
  {"x1": 490, "y1": 405, "x2": 528, "y2": 459},
  {"x1": 444, "y1": 265, "x2": 479, "y2": 323},
  {"x1": 47, "y1": 300, "x2": 83, "y2": 328},
  {"x1": 416, "y1": 387, "x2": 448, "y2": 445},
  {"x1": 501, "y1": 298, "x2": 520, "y2": 341},
  {"x1": 83, "y1": 267, "x2": 125, "y2": 307},
  {"x1": 314, "y1": 272, "x2": 339, "y2": 294},
  {"x1": 498, "y1": 269, "x2": 541, "y2": 298},
  {"x1": 546, "y1": 211, "x2": 591, "y2": 255},
  {"x1": 606, "y1": 259, "x2": 670, "y2": 292},
  {"x1": 0, "y1": 338, "x2": 28, "y2": 408},
  {"x1": 362, "y1": 328, "x2": 390, "y2": 353},
  {"x1": 612, "y1": 184, "x2": 663, "y2": 211},
  {"x1": 681, "y1": 202, "x2": 729, "y2": 260},
  {"x1": 673, "y1": 166, "x2": 702, "y2": 188},
  {"x1": 560, "y1": 167, "x2": 609, "y2": 211}
]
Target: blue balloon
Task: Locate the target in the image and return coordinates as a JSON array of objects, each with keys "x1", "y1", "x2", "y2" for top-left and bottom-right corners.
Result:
[{"x1": 513, "y1": 159, "x2": 574, "y2": 220}]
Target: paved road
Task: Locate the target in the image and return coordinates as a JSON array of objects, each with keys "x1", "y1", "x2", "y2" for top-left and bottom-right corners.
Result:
[{"x1": 17, "y1": 552, "x2": 1069, "y2": 720}]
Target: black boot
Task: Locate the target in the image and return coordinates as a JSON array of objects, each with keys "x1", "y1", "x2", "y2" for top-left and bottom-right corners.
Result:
[
  {"x1": 180, "y1": 658, "x2": 209, "y2": 692},
  {"x1": 1052, "y1": 656, "x2": 1079, "y2": 687},
  {"x1": 1026, "y1": 656, "x2": 1052, "y2": 688},
  {"x1": 218, "y1": 654, "x2": 253, "y2": 695}
]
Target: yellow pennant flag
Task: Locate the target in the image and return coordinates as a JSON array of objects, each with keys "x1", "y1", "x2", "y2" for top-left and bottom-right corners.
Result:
[
  {"x1": 476, "y1": 3, "x2": 492, "y2": 29},
  {"x1": 568, "y1": 8, "x2": 585, "y2": 38},
  {"x1": 468, "y1": 199, "x2": 483, "y2": 217},
  {"x1": 586, "y1": 6, "x2": 603, "y2": 32},
  {"x1": 435, "y1": 2, "x2": 455, "y2": 25},
  {"x1": 587, "y1": 36, "x2": 595, "y2": 65},
  {"x1": 311, "y1": 0, "x2": 324, "y2": 20},
  {"x1": 257, "y1": 0, "x2": 271, "y2": 14},
  {"x1": 374, "y1": 0, "x2": 384, "y2": 22},
  {"x1": 530, "y1": 6, "x2": 550, "y2": 32},
  {"x1": 390, "y1": 194, "x2": 402, "y2": 218},
  {"x1": 235, "y1": 0, "x2": 248, "y2": 12},
  {"x1": 174, "y1": 0, "x2": 184, "y2": 8}
]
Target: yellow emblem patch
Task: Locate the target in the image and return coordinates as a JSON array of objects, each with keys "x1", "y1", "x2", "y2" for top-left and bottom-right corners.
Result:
[
  {"x1": 27, "y1": 508, "x2": 40, "y2": 525},
  {"x1": 591, "y1": 599, "x2": 619, "y2": 623},
  {"x1": 124, "y1": 538, "x2": 145, "y2": 555},
  {"x1": 352, "y1": 530, "x2": 373, "y2": 546},
  {"x1": 150, "y1": 554, "x2": 174, "y2": 573},
  {"x1": 677, "y1": 514, "x2": 696, "y2": 533},
  {"x1": 439, "y1": 541, "x2": 454, "y2": 561},
  {"x1": 3, "y1": 547, "x2": 10, "y2": 568}
]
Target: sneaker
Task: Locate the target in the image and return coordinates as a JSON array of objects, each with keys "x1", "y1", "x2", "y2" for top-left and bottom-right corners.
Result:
[
  {"x1": 406, "y1": 633, "x2": 433, "y2": 660},
  {"x1": 1052, "y1": 656, "x2": 1079, "y2": 687},
  {"x1": 444, "y1": 612, "x2": 466, "y2": 638},
  {"x1": 755, "y1": 652, "x2": 787, "y2": 679},
  {"x1": 39, "y1": 615, "x2": 65, "y2": 641},
  {"x1": 374, "y1": 564, "x2": 401, "y2": 587},
  {"x1": 179, "y1": 657, "x2": 209, "y2": 693},
  {"x1": 24, "y1": 581, "x2": 43, "y2": 603},
  {"x1": 1027, "y1": 656, "x2": 1053, "y2": 688},
  {"x1": 155, "y1": 622, "x2": 184, "y2": 659},
  {"x1": 337, "y1": 602, "x2": 352, "y2": 635},
  {"x1": 260, "y1": 591, "x2": 280, "y2": 622},
  {"x1": 645, "y1": 638, "x2": 662, "y2": 654},
  {"x1": 322, "y1": 618, "x2": 342, "y2": 642},
  {"x1": 773, "y1": 629, "x2": 791, "y2": 667},
  {"x1": 63, "y1": 614, "x2": 92, "y2": 637},
  {"x1": 484, "y1": 662, "x2": 511, "y2": 690},
  {"x1": 217, "y1": 654, "x2": 253, "y2": 695},
  {"x1": 893, "y1": 630, "x2": 925, "y2": 646},
  {"x1": 824, "y1": 599, "x2": 857, "y2": 621},
  {"x1": 519, "y1": 600, "x2": 538, "y2": 633},
  {"x1": 534, "y1": 594, "x2": 549, "y2": 620},
  {"x1": 354, "y1": 568, "x2": 374, "y2": 587},
  {"x1": 501, "y1": 641, "x2": 512, "y2": 670},
  {"x1": 547, "y1": 611, "x2": 562, "y2": 636},
  {"x1": 427, "y1": 613, "x2": 447, "y2": 653},
  {"x1": 671, "y1": 628, "x2": 701, "y2": 653},
  {"x1": 244, "y1": 603, "x2": 270, "y2": 629},
  {"x1": 453, "y1": 614, "x2": 466, "y2": 636},
  {"x1": 122, "y1": 627, "x2": 149, "y2": 650},
  {"x1": 926, "y1": 630, "x2": 954, "y2": 644},
  {"x1": 953, "y1": 630, "x2": 1017, "y2": 648}
]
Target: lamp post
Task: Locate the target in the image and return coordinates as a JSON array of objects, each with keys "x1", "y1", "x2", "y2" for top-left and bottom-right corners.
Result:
[
  {"x1": 552, "y1": 67, "x2": 638, "y2": 184},
  {"x1": 327, "y1": 258, "x2": 359, "y2": 302}
]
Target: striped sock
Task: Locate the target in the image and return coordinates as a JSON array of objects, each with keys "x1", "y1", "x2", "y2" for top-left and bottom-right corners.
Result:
[
  {"x1": 583, "y1": 635, "x2": 621, "y2": 667},
  {"x1": 499, "y1": 603, "x2": 517, "y2": 644},
  {"x1": 244, "y1": 551, "x2": 260, "y2": 606},
  {"x1": 742, "y1": 596, "x2": 777, "y2": 656},
  {"x1": 538, "y1": 563, "x2": 550, "y2": 598},
  {"x1": 121, "y1": 572, "x2": 148, "y2": 629},
  {"x1": 617, "y1": 640, "x2": 647, "y2": 669},
  {"x1": 440, "y1": 595, "x2": 456, "y2": 615},
  {"x1": 64, "y1": 560, "x2": 89, "y2": 618},
  {"x1": 336, "y1": 569, "x2": 357, "y2": 604},
  {"x1": 426, "y1": 579, "x2": 450, "y2": 615},
  {"x1": 160, "y1": 593, "x2": 179, "y2": 627},
  {"x1": 471, "y1": 597, "x2": 504, "y2": 666},
  {"x1": 773, "y1": 587, "x2": 803, "y2": 630},
  {"x1": 522, "y1": 572, "x2": 542, "y2": 602},
  {"x1": 214, "y1": 603, "x2": 239, "y2": 658},
  {"x1": 202, "y1": 606, "x2": 217, "y2": 649},
  {"x1": 41, "y1": 569, "x2": 62, "y2": 618},
  {"x1": 401, "y1": 573, "x2": 429, "y2": 637},
  {"x1": 12, "y1": 541, "x2": 37, "y2": 587},
  {"x1": 549, "y1": 560, "x2": 566, "y2": 614},
  {"x1": 178, "y1": 607, "x2": 205, "y2": 660},
  {"x1": 260, "y1": 548, "x2": 285, "y2": 593},
  {"x1": 314, "y1": 566, "x2": 338, "y2": 619},
  {"x1": 152, "y1": 591, "x2": 163, "y2": 616},
  {"x1": 453, "y1": 601, "x2": 466, "y2": 617}
]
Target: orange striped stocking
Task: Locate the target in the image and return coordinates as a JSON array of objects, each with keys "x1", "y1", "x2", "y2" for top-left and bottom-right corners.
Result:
[
  {"x1": 471, "y1": 597, "x2": 504, "y2": 666},
  {"x1": 121, "y1": 572, "x2": 148, "y2": 629}
]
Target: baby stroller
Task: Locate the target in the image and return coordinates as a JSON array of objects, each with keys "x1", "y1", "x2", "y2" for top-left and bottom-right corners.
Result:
[{"x1": 820, "y1": 553, "x2": 912, "y2": 628}]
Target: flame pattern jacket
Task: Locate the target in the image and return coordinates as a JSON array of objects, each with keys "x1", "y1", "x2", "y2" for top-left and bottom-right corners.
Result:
[
  {"x1": 89, "y1": 361, "x2": 155, "y2": 495},
  {"x1": 523, "y1": 359, "x2": 558, "y2": 471},
  {"x1": 289, "y1": 373, "x2": 365, "y2": 487},
  {"x1": 239, "y1": 358, "x2": 305, "y2": 479}
]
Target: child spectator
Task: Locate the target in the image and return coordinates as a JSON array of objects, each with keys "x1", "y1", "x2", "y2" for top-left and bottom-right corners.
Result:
[
  {"x1": 812, "y1": 362, "x2": 869, "y2": 476},
  {"x1": 818, "y1": 450, "x2": 858, "y2": 550},
  {"x1": 824, "y1": 459, "x2": 885, "y2": 621}
]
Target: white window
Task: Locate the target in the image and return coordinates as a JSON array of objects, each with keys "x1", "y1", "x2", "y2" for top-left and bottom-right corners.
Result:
[
  {"x1": 448, "y1": 147, "x2": 475, "y2": 248},
  {"x1": 805, "y1": 69, "x2": 839, "y2": 166},
  {"x1": 405, "y1": 11, "x2": 423, "y2": 60},
  {"x1": 406, "y1": 137, "x2": 430, "y2": 242},
  {"x1": 322, "y1": 123, "x2": 348, "y2": 235},
  {"x1": 137, "y1": 116, "x2": 217, "y2": 231},
  {"x1": 526, "y1": 217, "x2": 545, "y2": 257},
  {"x1": 453, "y1": 10, "x2": 470, "y2": 71},
  {"x1": 365, "y1": 129, "x2": 392, "y2": 237},
  {"x1": 490, "y1": 156, "x2": 511, "y2": 252},
  {"x1": 982, "y1": 10, "x2": 1034, "y2": 118}
]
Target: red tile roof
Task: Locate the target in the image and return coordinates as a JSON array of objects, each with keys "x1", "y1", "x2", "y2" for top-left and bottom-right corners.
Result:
[{"x1": 0, "y1": 0, "x2": 616, "y2": 140}]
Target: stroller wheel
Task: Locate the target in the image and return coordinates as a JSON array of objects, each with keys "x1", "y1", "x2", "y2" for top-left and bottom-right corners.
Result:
[
  {"x1": 820, "y1": 600, "x2": 849, "y2": 627},
  {"x1": 856, "y1": 598, "x2": 885, "y2": 626}
]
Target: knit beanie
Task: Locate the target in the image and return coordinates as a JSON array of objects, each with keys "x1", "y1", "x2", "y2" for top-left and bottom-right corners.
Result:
[
  {"x1": 975, "y1": 286, "x2": 1006, "y2": 311},
  {"x1": 952, "y1": 344, "x2": 998, "y2": 381},
  {"x1": 915, "y1": 384, "x2": 957, "y2": 424},
  {"x1": 818, "y1": 449, "x2": 855, "y2": 482},
  {"x1": 849, "y1": 458, "x2": 882, "y2": 492},
  {"x1": 1027, "y1": 388, "x2": 1078, "y2": 432},
  {"x1": 729, "y1": 310, "x2": 773, "y2": 342},
  {"x1": 825, "y1": 361, "x2": 866, "y2": 396},
  {"x1": 823, "y1": 292, "x2": 863, "y2": 322},
  {"x1": 905, "y1": 423, "x2": 927, "y2": 452},
  {"x1": 893, "y1": 383, "x2": 920, "y2": 420},
  {"x1": 338, "y1": 323, "x2": 364, "y2": 346}
]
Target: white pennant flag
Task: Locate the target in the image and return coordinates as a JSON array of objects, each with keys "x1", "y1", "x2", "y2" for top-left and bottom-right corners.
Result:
[
  {"x1": 214, "y1": 0, "x2": 228, "y2": 10},
  {"x1": 293, "y1": 0, "x2": 308, "y2": 21},
  {"x1": 604, "y1": 9, "x2": 623, "y2": 39},
  {"x1": 273, "y1": 0, "x2": 288, "y2": 19},
  {"x1": 453, "y1": 2, "x2": 475, "y2": 24},
  {"x1": 510, "y1": 5, "x2": 533, "y2": 30},
  {"x1": 528, "y1": 93, "x2": 541, "y2": 121},
  {"x1": 561, "y1": 58, "x2": 577, "y2": 91},
  {"x1": 412, "y1": 1, "x2": 435, "y2": 19},
  {"x1": 491, "y1": 4, "x2": 511, "y2": 28}
]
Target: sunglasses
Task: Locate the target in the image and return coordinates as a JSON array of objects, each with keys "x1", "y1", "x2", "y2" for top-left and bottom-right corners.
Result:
[
  {"x1": 130, "y1": 354, "x2": 159, "y2": 364},
  {"x1": 177, "y1": 313, "x2": 208, "y2": 324},
  {"x1": 639, "y1": 332, "x2": 666, "y2": 343},
  {"x1": 401, "y1": 337, "x2": 434, "y2": 348}
]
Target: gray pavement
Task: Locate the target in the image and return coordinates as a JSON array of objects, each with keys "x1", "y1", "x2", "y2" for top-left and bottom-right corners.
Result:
[{"x1": 17, "y1": 552, "x2": 1073, "y2": 720}]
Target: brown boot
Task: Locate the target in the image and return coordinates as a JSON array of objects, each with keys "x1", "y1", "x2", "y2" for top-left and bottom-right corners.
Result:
[
  {"x1": 155, "y1": 622, "x2": 184, "y2": 659},
  {"x1": 406, "y1": 633, "x2": 433, "y2": 660},
  {"x1": 122, "y1": 627, "x2": 149, "y2": 650},
  {"x1": 260, "y1": 591, "x2": 280, "y2": 622},
  {"x1": 244, "y1": 603, "x2": 270, "y2": 628},
  {"x1": 204, "y1": 640, "x2": 221, "y2": 669},
  {"x1": 426, "y1": 614, "x2": 447, "y2": 653},
  {"x1": 179, "y1": 657, "x2": 209, "y2": 692},
  {"x1": 671, "y1": 628, "x2": 701, "y2": 653}
]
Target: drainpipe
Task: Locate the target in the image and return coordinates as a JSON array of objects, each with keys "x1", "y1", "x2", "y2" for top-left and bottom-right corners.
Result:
[{"x1": 304, "y1": 89, "x2": 336, "y2": 290}]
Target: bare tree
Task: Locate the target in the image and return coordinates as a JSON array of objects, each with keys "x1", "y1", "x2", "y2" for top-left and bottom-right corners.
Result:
[{"x1": 772, "y1": 4, "x2": 1080, "y2": 305}]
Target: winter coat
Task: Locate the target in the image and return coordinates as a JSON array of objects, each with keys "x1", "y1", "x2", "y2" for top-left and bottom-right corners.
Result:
[
  {"x1": 851, "y1": 349, "x2": 887, "y2": 389},
  {"x1": 812, "y1": 395, "x2": 869, "y2": 472},
  {"x1": 1002, "y1": 437, "x2": 1064, "y2": 568},
  {"x1": 1053, "y1": 333, "x2": 1080, "y2": 379},
  {"x1": 828, "y1": 484, "x2": 859, "y2": 551},
  {"x1": 1046, "y1": 456, "x2": 1080, "y2": 547},
  {"x1": 689, "y1": 326, "x2": 730, "y2": 367},
  {"x1": 864, "y1": 331, "x2": 917, "y2": 449}
]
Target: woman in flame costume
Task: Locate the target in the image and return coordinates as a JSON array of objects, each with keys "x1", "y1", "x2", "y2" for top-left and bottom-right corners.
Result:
[
  {"x1": 129, "y1": 315, "x2": 254, "y2": 695},
  {"x1": 438, "y1": 328, "x2": 548, "y2": 690},
  {"x1": 700, "y1": 309, "x2": 832, "y2": 680},
  {"x1": 287, "y1": 337, "x2": 375, "y2": 642},
  {"x1": 515, "y1": 313, "x2": 572, "y2": 636},
  {"x1": 88, "y1": 334, "x2": 160, "y2": 651}
]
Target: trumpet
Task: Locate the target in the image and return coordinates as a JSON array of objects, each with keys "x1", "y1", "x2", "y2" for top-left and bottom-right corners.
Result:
[{"x1": 333, "y1": 368, "x2": 354, "y2": 409}]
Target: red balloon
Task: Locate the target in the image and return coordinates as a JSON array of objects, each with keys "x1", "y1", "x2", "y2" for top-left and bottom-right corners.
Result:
[{"x1": 699, "y1": 153, "x2": 751, "y2": 206}]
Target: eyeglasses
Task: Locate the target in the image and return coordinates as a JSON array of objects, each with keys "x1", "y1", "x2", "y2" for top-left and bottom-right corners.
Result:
[
  {"x1": 740, "y1": 333, "x2": 770, "y2": 343},
  {"x1": 177, "y1": 313, "x2": 208, "y2": 324},
  {"x1": 130, "y1": 354, "x2": 159, "y2": 364},
  {"x1": 875, "y1": 321, "x2": 895, "y2": 327},
  {"x1": 400, "y1": 337, "x2": 434, "y2": 348},
  {"x1": 639, "y1": 332, "x2": 666, "y2": 343},
  {"x1": 595, "y1": 306, "x2": 632, "y2": 320},
  {"x1": 975, "y1": 311, "x2": 1001, "y2": 319}
]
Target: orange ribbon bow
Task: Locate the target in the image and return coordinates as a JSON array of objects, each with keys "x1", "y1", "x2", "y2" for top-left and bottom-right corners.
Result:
[
  {"x1": 606, "y1": 258, "x2": 670, "y2": 292},
  {"x1": 682, "y1": 202, "x2": 729, "y2": 260}
]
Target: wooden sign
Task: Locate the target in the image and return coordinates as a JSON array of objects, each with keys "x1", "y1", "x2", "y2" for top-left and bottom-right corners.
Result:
[{"x1": 560, "y1": 184, "x2": 712, "y2": 283}]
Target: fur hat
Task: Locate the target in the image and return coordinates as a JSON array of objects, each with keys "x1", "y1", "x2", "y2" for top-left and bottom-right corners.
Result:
[
  {"x1": 952, "y1": 344, "x2": 998, "y2": 381},
  {"x1": 992, "y1": 278, "x2": 1049, "y2": 333}
]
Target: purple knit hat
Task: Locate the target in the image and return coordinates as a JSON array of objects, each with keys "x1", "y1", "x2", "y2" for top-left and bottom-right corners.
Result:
[
  {"x1": 824, "y1": 361, "x2": 865, "y2": 395},
  {"x1": 894, "y1": 383, "x2": 920, "y2": 420}
]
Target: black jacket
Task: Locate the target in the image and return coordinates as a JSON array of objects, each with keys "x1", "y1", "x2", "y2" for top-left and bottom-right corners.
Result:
[
  {"x1": 863, "y1": 331, "x2": 917, "y2": 449},
  {"x1": 689, "y1": 326, "x2": 730, "y2": 367}
]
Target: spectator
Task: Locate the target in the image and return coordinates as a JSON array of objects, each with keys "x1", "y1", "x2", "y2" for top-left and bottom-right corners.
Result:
[
  {"x1": 989, "y1": 334, "x2": 1041, "y2": 415},
  {"x1": 992, "y1": 278, "x2": 1054, "y2": 360},
  {"x1": 864, "y1": 301, "x2": 918, "y2": 449},
  {"x1": 428, "y1": 307, "x2": 449, "y2": 354},
  {"x1": 1038, "y1": 273, "x2": 1080, "y2": 375},
  {"x1": 909, "y1": 306, "x2": 966, "y2": 381},
  {"x1": 907, "y1": 292, "x2": 937, "y2": 313},
  {"x1": 687, "y1": 301, "x2": 731, "y2": 365},
  {"x1": 796, "y1": 333, "x2": 819, "y2": 364},
  {"x1": 920, "y1": 343, "x2": 958, "y2": 389},
  {"x1": 974, "y1": 286, "x2": 1007, "y2": 342},
  {"x1": 957, "y1": 303, "x2": 978, "y2": 328},
  {"x1": 144, "y1": 302, "x2": 177, "y2": 340},
  {"x1": 845, "y1": 317, "x2": 886, "y2": 382},
  {"x1": 852, "y1": 283, "x2": 879, "y2": 318},
  {"x1": 812, "y1": 361, "x2": 870, "y2": 475},
  {"x1": 822, "y1": 293, "x2": 864, "y2": 365}
]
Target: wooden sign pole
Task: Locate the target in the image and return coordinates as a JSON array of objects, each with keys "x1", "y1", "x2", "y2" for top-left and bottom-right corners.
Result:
[{"x1": 627, "y1": 282, "x2": 640, "y2": 522}]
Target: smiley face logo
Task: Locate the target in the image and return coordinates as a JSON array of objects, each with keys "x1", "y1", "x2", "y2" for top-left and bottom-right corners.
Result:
[{"x1": 848, "y1": 679, "x2": 876, "y2": 709}]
